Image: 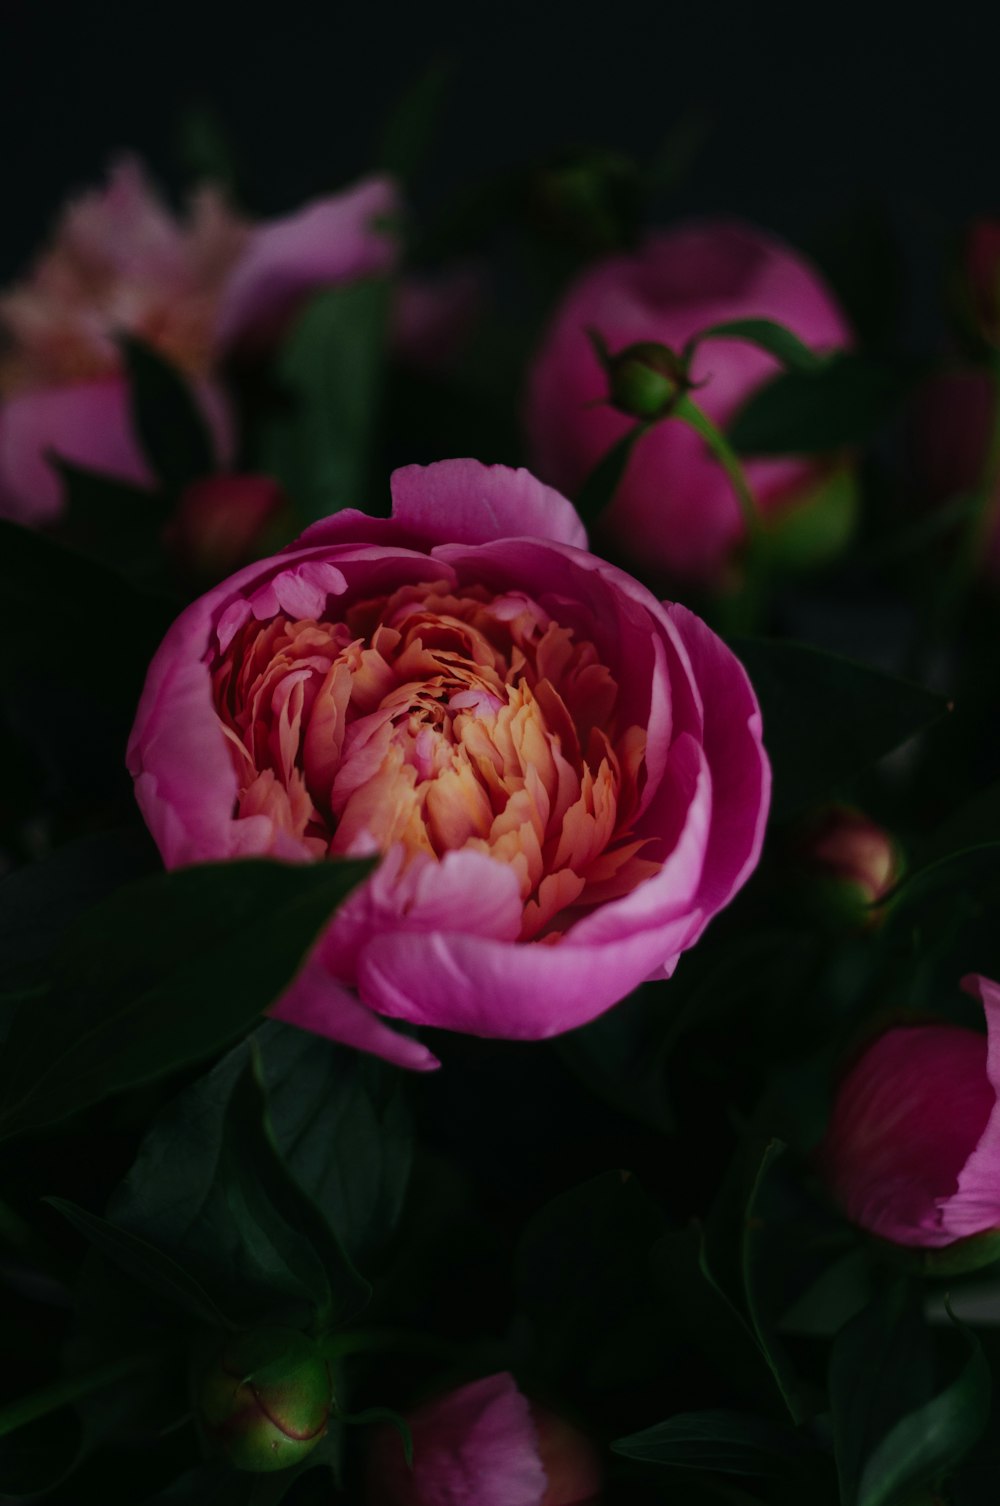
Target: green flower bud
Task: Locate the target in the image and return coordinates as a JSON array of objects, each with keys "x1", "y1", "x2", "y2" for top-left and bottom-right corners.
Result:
[
  {"x1": 197, "y1": 1327, "x2": 332, "y2": 1473},
  {"x1": 605, "y1": 340, "x2": 688, "y2": 420},
  {"x1": 791, "y1": 804, "x2": 903, "y2": 930}
]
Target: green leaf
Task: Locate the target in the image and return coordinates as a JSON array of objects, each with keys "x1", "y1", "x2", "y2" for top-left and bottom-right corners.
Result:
[
  {"x1": 121, "y1": 335, "x2": 216, "y2": 491},
  {"x1": 884, "y1": 842, "x2": 1000, "y2": 923},
  {"x1": 0, "y1": 1409, "x2": 83, "y2": 1498},
  {"x1": 108, "y1": 1035, "x2": 371, "y2": 1328},
  {"x1": 335, "y1": 1406, "x2": 413, "y2": 1464},
  {"x1": 730, "y1": 638, "x2": 949, "y2": 820},
  {"x1": 554, "y1": 984, "x2": 675, "y2": 1133},
  {"x1": 222, "y1": 1042, "x2": 371, "y2": 1324},
  {"x1": 830, "y1": 1286, "x2": 990, "y2": 1506},
  {"x1": 515, "y1": 1171, "x2": 670, "y2": 1386},
  {"x1": 0, "y1": 857, "x2": 374, "y2": 1141},
  {"x1": 378, "y1": 59, "x2": 453, "y2": 185},
  {"x1": 257, "y1": 1021, "x2": 413, "y2": 1266},
  {"x1": 612, "y1": 1408, "x2": 813, "y2": 1477},
  {"x1": 54, "y1": 457, "x2": 173, "y2": 585},
  {"x1": 574, "y1": 421, "x2": 649, "y2": 525},
  {"x1": 0, "y1": 520, "x2": 174, "y2": 707},
  {"x1": 702, "y1": 1138, "x2": 808, "y2": 1423},
  {"x1": 685, "y1": 318, "x2": 827, "y2": 373},
  {"x1": 45, "y1": 1198, "x2": 235, "y2": 1329},
  {"x1": 729, "y1": 353, "x2": 919, "y2": 455},
  {"x1": 0, "y1": 830, "x2": 156, "y2": 992},
  {"x1": 262, "y1": 280, "x2": 391, "y2": 523}
]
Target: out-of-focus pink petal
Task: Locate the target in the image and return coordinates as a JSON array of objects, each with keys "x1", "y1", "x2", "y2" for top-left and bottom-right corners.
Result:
[
  {"x1": 525, "y1": 218, "x2": 851, "y2": 582},
  {"x1": 392, "y1": 264, "x2": 483, "y2": 372},
  {"x1": 0, "y1": 380, "x2": 152, "y2": 524},
  {"x1": 0, "y1": 375, "x2": 233, "y2": 526},
  {"x1": 390, "y1": 459, "x2": 589, "y2": 551},
  {"x1": 944, "y1": 975, "x2": 1000, "y2": 1240},
  {"x1": 215, "y1": 175, "x2": 401, "y2": 350}
]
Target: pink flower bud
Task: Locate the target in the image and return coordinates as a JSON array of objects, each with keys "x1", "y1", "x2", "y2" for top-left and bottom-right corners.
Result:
[
  {"x1": 366, "y1": 1373, "x2": 602, "y2": 1506},
  {"x1": 169, "y1": 472, "x2": 287, "y2": 579},
  {"x1": 793, "y1": 803, "x2": 902, "y2": 926},
  {"x1": 821, "y1": 975, "x2": 1000, "y2": 1253}
]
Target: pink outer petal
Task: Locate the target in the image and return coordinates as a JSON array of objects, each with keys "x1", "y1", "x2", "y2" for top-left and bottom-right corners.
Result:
[
  {"x1": 662, "y1": 603, "x2": 771, "y2": 929},
  {"x1": 944, "y1": 975, "x2": 1000, "y2": 1240},
  {"x1": 215, "y1": 175, "x2": 401, "y2": 350},
  {"x1": 822, "y1": 1023, "x2": 995, "y2": 1247},
  {"x1": 390, "y1": 459, "x2": 589, "y2": 551},
  {"x1": 350, "y1": 740, "x2": 712, "y2": 1039},
  {"x1": 269, "y1": 954, "x2": 438, "y2": 1073},
  {"x1": 366, "y1": 1373, "x2": 547, "y2": 1506},
  {"x1": 0, "y1": 376, "x2": 233, "y2": 527}
]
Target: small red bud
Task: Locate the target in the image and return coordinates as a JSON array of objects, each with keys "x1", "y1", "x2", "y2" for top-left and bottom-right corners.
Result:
[
  {"x1": 792, "y1": 804, "x2": 902, "y2": 928},
  {"x1": 169, "y1": 473, "x2": 287, "y2": 579}
]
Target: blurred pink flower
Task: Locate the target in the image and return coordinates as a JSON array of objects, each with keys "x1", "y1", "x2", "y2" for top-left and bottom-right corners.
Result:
[
  {"x1": 0, "y1": 157, "x2": 399, "y2": 524},
  {"x1": 525, "y1": 219, "x2": 851, "y2": 583}
]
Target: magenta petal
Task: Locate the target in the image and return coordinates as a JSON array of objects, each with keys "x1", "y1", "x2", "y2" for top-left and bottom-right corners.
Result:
[
  {"x1": 390, "y1": 459, "x2": 588, "y2": 550},
  {"x1": 0, "y1": 376, "x2": 233, "y2": 527},
  {"x1": 367, "y1": 1373, "x2": 547, "y2": 1506},
  {"x1": 0, "y1": 380, "x2": 152, "y2": 525},
  {"x1": 215, "y1": 175, "x2": 401, "y2": 349},
  {"x1": 663, "y1": 603, "x2": 771, "y2": 929},
  {"x1": 823, "y1": 1023, "x2": 994, "y2": 1247},
  {"x1": 269, "y1": 955, "x2": 438, "y2": 1073},
  {"x1": 943, "y1": 975, "x2": 1000, "y2": 1240}
]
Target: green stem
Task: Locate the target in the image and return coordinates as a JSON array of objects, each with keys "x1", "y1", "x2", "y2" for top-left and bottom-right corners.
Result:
[
  {"x1": 0, "y1": 1343, "x2": 177, "y2": 1438},
  {"x1": 672, "y1": 394, "x2": 760, "y2": 544}
]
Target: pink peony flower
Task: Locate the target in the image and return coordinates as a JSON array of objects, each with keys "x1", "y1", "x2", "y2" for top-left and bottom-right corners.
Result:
[
  {"x1": 0, "y1": 157, "x2": 399, "y2": 525},
  {"x1": 821, "y1": 975, "x2": 1000, "y2": 1248},
  {"x1": 524, "y1": 219, "x2": 851, "y2": 583},
  {"x1": 126, "y1": 459, "x2": 770, "y2": 1070},
  {"x1": 365, "y1": 1373, "x2": 602, "y2": 1506}
]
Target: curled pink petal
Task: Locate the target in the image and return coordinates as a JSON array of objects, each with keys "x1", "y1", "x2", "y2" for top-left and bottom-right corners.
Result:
[{"x1": 216, "y1": 175, "x2": 401, "y2": 350}]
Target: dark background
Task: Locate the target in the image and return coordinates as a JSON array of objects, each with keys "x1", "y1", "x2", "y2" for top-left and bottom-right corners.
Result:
[{"x1": 4, "y1": 0, "x2": 1000, "y2": 305}]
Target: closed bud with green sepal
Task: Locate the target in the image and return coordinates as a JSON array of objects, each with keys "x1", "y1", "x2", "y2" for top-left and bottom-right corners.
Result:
[{"x1": 197, "y1": 1327, "x2": 332, "y2": 1473}]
